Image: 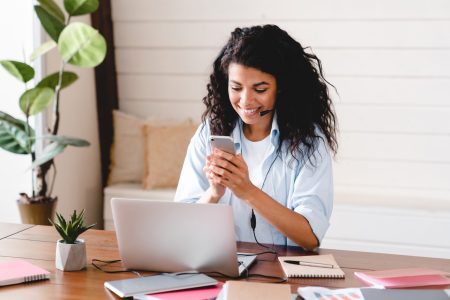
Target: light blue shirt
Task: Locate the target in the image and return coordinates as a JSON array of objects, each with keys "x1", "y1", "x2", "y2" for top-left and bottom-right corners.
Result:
[{"x1": 175, "y1": 115, "x2": 333, "y2": 247}]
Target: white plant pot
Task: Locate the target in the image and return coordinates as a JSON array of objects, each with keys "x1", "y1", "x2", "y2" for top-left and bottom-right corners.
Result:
[{"x1": 55, "y1": 239, "x2": 87, "y2": 271}]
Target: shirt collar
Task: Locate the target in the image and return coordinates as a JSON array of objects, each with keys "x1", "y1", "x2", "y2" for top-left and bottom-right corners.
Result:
[{"x1": 232, "y1": 113, "x2": 280, "y2": 154}]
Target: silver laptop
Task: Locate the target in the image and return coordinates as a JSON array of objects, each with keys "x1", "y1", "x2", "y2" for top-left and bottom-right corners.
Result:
[{"x1": 111, "y1": 198, "x2": 256, "y2": 277}]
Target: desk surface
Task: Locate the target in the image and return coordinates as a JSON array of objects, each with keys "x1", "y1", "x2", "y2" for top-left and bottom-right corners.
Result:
[{"x1": 0, "y1": 223, "x2": 449, "y2": 299}]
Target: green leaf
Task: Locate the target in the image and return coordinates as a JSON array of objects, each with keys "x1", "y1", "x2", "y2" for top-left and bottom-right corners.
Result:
[
  {"x1": 0, "y1": 60, "x2": 35, "y2": 83},
  {"x1": 31, "y1": 142, "x2": 66, "y2": 169},
  {"x1": 19, "y1": 87, "x2": 54, "y2": 116},
  {"x1": 50, "y1": 209, "x2": 95, "y2": 243},
  {"x1": 37, "y1": 71, "x2": 78, "y2": 90},
  {"x1": 41, "y1": 135, "x2": 90, "y2": 147},
  {"x1": 58, "y1": 22, "x2": 106, "y2": 67},
  {"x1": 38, "y1": 0, "x2": 65, "y2": 23},
  {"x1": 57, "y1": 212, "x2": 67, "y2": 229},
  {"x1": 0, "y1": 112, "x2": 34, "y2": 154},
  {"x1": 64, "y1": 0, "x2": 99, "y2": 16},
  {"x1": 30, "y1": 40, "x2": 57, "y2": 61},
  {"x1": 35, "y1": 5, "x2": 65, "y2": 42}
]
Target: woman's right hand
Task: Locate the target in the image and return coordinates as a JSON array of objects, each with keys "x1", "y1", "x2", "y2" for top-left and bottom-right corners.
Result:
[{"x1": 203, "y1": 154, "x2": 225, "y2": 201}]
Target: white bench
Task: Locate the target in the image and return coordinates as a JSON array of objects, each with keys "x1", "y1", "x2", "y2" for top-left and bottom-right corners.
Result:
[
  {"x1": 103, "y1": 184, "x2": 450, "y2": 259},
  {"x1": 103, "y1": 183, "x2": 175, "y2": 230}
]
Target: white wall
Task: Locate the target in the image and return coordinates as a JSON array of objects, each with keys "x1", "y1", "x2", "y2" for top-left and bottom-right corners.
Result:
[{"x1": 110, "y1": 0, "x2": 450, "y2": 257}]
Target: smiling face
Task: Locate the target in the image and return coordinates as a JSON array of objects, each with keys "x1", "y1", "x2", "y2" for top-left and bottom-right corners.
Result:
[{"x1": 227, "y1": 63, "x2": 277, "y2": 133}]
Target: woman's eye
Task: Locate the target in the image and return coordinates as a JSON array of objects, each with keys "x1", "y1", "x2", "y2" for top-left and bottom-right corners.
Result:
[
  {"x1": 231, "y1": 86, "x2": 241, "y2": 91},
  {"x1": 255, "y1": 89, "x2": 267, "y2": 93}
]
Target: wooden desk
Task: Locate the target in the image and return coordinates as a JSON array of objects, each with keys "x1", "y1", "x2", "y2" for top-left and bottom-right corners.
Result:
[{"x1": 0, "y1": 223, "x2": 449, "y2": 299}]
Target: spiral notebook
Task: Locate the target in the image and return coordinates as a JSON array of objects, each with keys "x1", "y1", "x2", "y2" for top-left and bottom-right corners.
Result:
[
  {"x1": 278, "y1": 254, "x2": 345, "y2": 278},
  {"x1": 0, "y1": 260, "x2": 50, "y2": 286}
]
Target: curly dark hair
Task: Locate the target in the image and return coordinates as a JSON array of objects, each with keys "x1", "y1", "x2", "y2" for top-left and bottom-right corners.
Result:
[{"x1": 202, "y1": 24, "x2": 338, "y2": 163}]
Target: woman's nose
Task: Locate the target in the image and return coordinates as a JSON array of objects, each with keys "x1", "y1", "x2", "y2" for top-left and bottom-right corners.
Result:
[{"x1": 240, "y1": 89, "x2": 254, "y2": 104}]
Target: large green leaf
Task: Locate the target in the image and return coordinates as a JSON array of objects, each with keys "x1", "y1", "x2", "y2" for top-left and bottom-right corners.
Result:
[
  {"x1": 35, "y1": 5, "x2": 65, "y2": 42},
  {"x1": 30, "y1": 40, "x2": 57, "y2": 61},
  {"x1": 0, "y1": 60, "x2": 35, "y2": 83},
  {"x1": 19, "y1": 87, "x2": 54, "y2": 116},
  {"x1": 32, "y1": 142, "x2": 66, "y2": 169},
  {"x1": 58, "y1": 22, "x2": 106, "y2": 67},
  {"x1": 41, "y1": 135, "x2": 90, "y2": 147},
  {"x1": 37, "y1": 71, "x2": 78, "y2": 90},
  {"x1": 38, "y1": 0, "x2": 65, "y2": 23},
  {"x1": 0, "y1": 111, "x2": 34, "y2": 154},
  {"x1": 64, "y1": 0, "x2": 99, "y2": 16}
]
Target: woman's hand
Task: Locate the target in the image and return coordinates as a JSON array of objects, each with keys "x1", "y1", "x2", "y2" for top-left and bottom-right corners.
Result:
[
  {"x1": 209, "y1": 149, "x2": 257, "y2": 199},
  {"x1": 203, "y1": 154, "x2": 226, "y2": 201}
]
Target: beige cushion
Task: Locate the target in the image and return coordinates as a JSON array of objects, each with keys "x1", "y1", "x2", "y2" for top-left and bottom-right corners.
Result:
[
  {"x1": 108, "y1": 110, "x2": 145, "y2": 185},
  {"x1": 143, "y1": 120, "x2": 198, "y2": 189}
]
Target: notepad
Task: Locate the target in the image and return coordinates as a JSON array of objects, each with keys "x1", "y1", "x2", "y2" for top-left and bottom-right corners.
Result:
[
  {"x1": 0, "y1": 260, "x2": 50, "y2": 286},
  {"x1": 354, "y1": 268, "x2": 450, "y2": 288},
  {"x1": 278, "y1": 254, "x2": 345, "y2": 278},
  {"x1": 217, "y1": 281, "x2": 291, "y2": 300}
]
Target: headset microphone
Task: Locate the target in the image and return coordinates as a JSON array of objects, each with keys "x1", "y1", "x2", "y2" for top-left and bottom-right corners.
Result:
[{"x1": 259, "y1": 109, "x2": 274, "y2": 117}]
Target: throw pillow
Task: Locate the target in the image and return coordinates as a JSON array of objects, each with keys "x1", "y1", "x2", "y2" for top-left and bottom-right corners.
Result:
[
  {"x1": 143, "y1": 119, "x2": 198, "y2": 189},
  {"x1": 108, "y1": 110, "x2": 145, "y2": 185}
]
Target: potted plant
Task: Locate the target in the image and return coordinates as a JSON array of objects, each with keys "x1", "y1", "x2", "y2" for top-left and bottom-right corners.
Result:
[
  {"x1": 50, "y1": 209, "x2": 95, "y2": 271},
  {"x1": 0, "y1": 0, "x2": 106, "y2": 224}
]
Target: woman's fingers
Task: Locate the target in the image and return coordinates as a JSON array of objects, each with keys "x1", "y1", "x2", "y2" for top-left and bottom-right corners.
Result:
[
  {"x1": 211, "y1": 157, "x2": 241, "y2": 175},
  {"x1": 213, "y1": 149, "x2": 244, "y2": 167}
]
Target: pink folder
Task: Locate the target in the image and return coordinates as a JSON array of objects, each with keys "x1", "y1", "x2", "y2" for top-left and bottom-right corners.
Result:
[
  {"x1": 354, "y1": 268, "x2": 450, "y2": 288},
  {"x1": 137, "y1": 282, "x2": 224, "y2": 300},
  {"x1": 0, "y1": 260, "x2": 50, "y2": 286}
]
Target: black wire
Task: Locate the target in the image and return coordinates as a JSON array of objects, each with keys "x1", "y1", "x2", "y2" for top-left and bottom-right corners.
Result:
[
  {"x1": 238, "y1": 250, "x2": 276, "y2": 256},
  {"x1": 248, "y1": 144, "x2": 282, "y2": 255},
  {"x1": 246, "y1": 273, "x2": 287, "y2": 283},
  {"x1": 91, "y1": 259, "x2": 134, "y2": 274},
  {"x1": 250, "y1": 209, "x2": 279, "y2": 257},
  {"x1": 92, "y1": 258, "x2": 286, "y2": 283}
]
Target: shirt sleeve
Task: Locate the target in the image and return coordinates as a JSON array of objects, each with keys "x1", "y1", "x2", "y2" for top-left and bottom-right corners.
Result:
[
  {"x1": 174, "y1": 123, "x2": 210, "y2": 203},
  {"x1": 290, "y1": 137, "x2": 333, "y2": 245}
]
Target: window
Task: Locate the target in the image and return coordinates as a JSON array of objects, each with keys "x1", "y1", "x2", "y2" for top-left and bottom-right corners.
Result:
[{"x1": 0, "y1": 1, "x2": 36, "y2": 222}]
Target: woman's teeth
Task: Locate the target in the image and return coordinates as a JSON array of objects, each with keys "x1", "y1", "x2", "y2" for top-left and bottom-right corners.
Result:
[{"x1": 241, "y1": 108, "x2": 258, "y2": 114}]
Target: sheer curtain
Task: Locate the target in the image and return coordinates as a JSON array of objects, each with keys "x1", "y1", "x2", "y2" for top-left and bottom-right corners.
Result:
[{"x1": 0, "y1": 1, "x2": 35, "y2": 222}]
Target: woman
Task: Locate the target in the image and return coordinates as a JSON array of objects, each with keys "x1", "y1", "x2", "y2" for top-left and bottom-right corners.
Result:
[{"x1": 175, "y1": 24, "x2": 337, "y2": 250}]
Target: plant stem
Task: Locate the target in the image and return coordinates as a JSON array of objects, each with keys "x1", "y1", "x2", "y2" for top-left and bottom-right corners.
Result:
[
  {"x1": 23, "y1": 80, "x2": 36, "y2": 198},
  {"x1": 49, "y1": 160, "x2": 56, "y2": 196},
  {"x1": 36, "y1": 16, "x2": 72, "y2": 200},
  {"x1": 51, "y1": 15, "x2": 71, "y2": 136}
]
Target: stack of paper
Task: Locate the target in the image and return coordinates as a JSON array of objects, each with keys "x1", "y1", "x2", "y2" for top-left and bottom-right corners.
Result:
[
  {"x1": 354, "y1": 268, "x2": 450, "y2": 288},
  {"x1": 298, "y1": 286, "x2": 450, "y2": 300}
]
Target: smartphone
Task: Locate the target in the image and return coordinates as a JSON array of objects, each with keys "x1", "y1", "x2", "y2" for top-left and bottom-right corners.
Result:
[{"x1": 209, "y1": 135, "x2": 236, "y2": 154}]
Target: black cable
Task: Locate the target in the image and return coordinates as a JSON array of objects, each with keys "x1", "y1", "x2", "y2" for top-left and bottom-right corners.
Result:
[
  {"x1": 92, "y1": 258, "x2": 286, "y2": 283},
  {"x1": 246, "y1": 273, "x2": 287, "y2": 283},
  {"x1": 91, "y1": 258, "x2": 139, "y2": 275},
  {"x1": 248, "y1": 143, "x2": 282, "y2": 255},
  {"x1": 238, "y1": 250, "x2": 276, "y2": 256},
  {"x1": 250, "y1": 209, "x2": 278, "y2": 255}
]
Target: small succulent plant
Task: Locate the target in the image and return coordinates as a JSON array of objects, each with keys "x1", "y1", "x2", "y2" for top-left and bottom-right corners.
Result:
[{"x1": 49, "y1": 210, "x2": 96, "y2": 244}]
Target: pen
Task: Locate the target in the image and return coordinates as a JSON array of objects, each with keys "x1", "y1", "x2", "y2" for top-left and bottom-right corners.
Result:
[{"x1": 283, "y1": 260, "x2": 334, "y2": 269}]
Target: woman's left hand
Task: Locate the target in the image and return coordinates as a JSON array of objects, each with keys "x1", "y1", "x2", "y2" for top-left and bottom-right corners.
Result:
[{"x1": 209, "y1": 148, "x2": 257, "y2": 199}]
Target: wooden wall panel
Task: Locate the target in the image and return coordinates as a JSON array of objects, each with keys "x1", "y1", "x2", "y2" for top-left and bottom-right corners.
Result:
[{"x1": 111, "y1": 0, "x2": 450, "y2": 257}]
